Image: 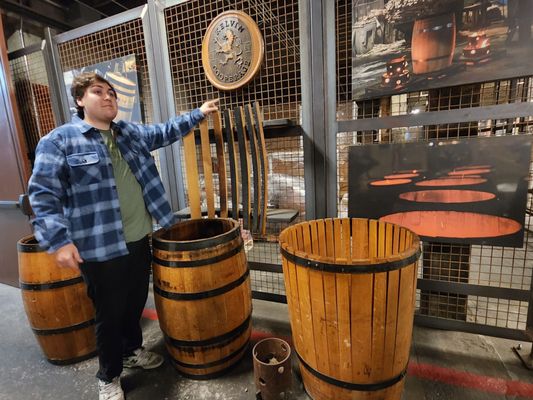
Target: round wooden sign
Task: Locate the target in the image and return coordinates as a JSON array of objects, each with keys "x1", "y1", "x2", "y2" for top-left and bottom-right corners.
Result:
[{"x1": 202, "y1": 10, "x2": 264, "y2": 91}]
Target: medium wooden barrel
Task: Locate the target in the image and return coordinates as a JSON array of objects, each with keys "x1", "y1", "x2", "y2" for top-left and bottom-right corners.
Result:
[
  {"x1": 152, "y1": 218, "x2": 252, "y2": 379},
  {"x1": 411, "y1": 13, "x2": 456, "y2": 74},
  {"x1": 17, "y1": 235, "x2": 96, "y2": 365},
  {"x1": 279, "y1": 218, "x2": 421, "y2": 400}
]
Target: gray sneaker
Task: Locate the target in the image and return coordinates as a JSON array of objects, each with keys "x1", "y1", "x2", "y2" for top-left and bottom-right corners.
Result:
[
  {"x1": 123, "y1": 348, "x2": 164, "y2": 369},
  {"x1": 98, "y1": 377, "x2": 124, "y2": 400}
]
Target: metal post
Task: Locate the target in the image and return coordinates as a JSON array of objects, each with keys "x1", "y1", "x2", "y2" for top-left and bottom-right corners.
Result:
[
  {"x1": 142, "y1": 0, "x2": 186, "y2": 211},
  {"x1": 43, "y1": 28, "x2": 71, "y2": 125},
  {"x1": 299, "y1": 0, "x2": 338, "y2": 220},
  {"x1": 512, "y1": 267, "x2": 533, "y2": 369}
]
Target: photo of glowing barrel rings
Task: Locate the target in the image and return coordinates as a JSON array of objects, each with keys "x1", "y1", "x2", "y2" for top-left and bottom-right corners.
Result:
[
  {"x1": 348, "y1": 136, "x2": 532, "y2": 247},
  {"x1": 379, "y1": 166, "x2": 519, "y2": 242}
]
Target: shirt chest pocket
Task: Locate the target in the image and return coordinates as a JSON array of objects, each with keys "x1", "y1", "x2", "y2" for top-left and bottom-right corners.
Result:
[{"x1": 66, "y1": 152, "x2": 102, "y2": 185}]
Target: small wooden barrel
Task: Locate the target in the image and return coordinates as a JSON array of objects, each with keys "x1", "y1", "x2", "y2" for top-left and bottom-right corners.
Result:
[
  {"x1": 152, "y1": 218, "x2": 252, "y2": 379},
  {"x1": 17, "y1": 235, "x2": 96, "y2": 365},
  {"x1": 279, "y1": 218, "x2": 420, "y2": 400},
  {"x1": 411, "y1": 13, "x2": 456, "y2": 74}
]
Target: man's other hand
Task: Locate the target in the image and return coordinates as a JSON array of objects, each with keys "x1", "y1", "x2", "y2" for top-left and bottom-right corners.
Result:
[{"x1": 55, "y1": 243, "x2": 83, "y2": 270}]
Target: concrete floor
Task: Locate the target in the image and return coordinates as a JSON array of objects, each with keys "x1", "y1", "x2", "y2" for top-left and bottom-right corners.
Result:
[{"x1": 1, "y1": 282, "x2": 533, "y2": 400}]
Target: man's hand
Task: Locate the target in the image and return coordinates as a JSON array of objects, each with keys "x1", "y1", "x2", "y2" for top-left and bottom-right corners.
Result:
[
  {"x1": 55, "y1": 243, "x2": 83, "y2": 270},
  {"x1": 200, "y1": 99, "x2": 220, "y2": 116}
]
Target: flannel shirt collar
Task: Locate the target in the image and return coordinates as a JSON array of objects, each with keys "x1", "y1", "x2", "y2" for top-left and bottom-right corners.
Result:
[{"x1": 71, "y1": 114, "x2": 120, "y2": 135}]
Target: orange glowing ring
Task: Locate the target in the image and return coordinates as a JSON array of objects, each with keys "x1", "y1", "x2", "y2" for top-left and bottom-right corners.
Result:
[
  {"x1": 399, "y1": 190, "x2": 495, "y2": 203},
  {"x1": 380, "y1": 211, "x2": 521, "y2": 239},
  {"x1": 384, "y1": 173, "x2": 419, "y2": 179},
  {"x1": 370, "y1": 179, "x2": 412, "y2": 186},
  {"x1": 448, "y1": 168, "x2": 491, "y2": 176},
  {"x1": 415, "y1": 177, "x2": 487, "y2": 186}
]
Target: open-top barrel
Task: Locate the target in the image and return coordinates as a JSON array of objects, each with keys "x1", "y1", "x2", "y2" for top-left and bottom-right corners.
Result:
[
  {"x1": 152, "y1": 218, "x2": 252, "y2": 379},
  {"x1": 279, "y1": 218, "x2": 420, "y2": 400},
  {"x1": 17, "y1": 235, "x2": 96, "y2": 365}
]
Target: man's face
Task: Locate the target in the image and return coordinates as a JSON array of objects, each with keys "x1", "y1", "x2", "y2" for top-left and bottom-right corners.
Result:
[{"x1": 76, "y1": 82, "x2": 118, "y2": 123}]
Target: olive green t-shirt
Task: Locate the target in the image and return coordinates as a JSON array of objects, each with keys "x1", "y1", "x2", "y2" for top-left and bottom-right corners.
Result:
[{"x1": 100, "y1": 129, "x2": 152, "y2": 243}]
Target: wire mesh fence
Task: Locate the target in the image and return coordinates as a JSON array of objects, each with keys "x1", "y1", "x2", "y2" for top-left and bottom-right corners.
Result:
[
  {"x1": 9, "y1": 50, "x2": 57, "y2": 163},
  {"x1": 10, "y1": 1, "x2": 532, "y2": 334},
  {"x1": 335, "y1": 0, "x2": 533, "y2": 336}
]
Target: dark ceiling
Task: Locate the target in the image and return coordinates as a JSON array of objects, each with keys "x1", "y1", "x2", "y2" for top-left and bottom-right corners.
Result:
[{"x1": 1, "y1": 0, "x2": 146, "y2": 41}]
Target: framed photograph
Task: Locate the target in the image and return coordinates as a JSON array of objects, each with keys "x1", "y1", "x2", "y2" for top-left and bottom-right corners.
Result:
[
  {"x1": 352, "y1": 0, "x2": 533, "y2": 100},
  {"x1": 348, "y1": 135, "x2": 532, "y2": 247},
  {"x1": 63, "y1": 54, "x2": 143, "y2": 123}
]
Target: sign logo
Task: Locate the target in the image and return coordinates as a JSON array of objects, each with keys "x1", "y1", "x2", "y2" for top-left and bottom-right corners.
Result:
[{"x1": 202, "y1": 11, "x2": 264, "y2": 91}]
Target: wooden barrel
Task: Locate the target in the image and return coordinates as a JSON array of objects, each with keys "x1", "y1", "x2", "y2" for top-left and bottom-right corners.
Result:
[
  {"x1": 411, "y1": 13, "x2": 456, "y2": 74},
  {"x1": 279, "y1": 218, "x2": 420, "y2": 400},
  {"x1": 104, "y1": 71, "x2": 137, "y2": 121},
  {"x1": 17, "y1": 235, "x2": 96, "y2": 365},
  {"x1": 152, "y1": 218, "x2": 252, "y2": 379}
]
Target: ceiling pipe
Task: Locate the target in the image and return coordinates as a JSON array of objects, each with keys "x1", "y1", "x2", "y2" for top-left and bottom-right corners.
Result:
[
  {"x1": 110, "y1": 0, "x2": 128, "y2": 11},
  {"x1": 0, "y1": 0, "x2": 74, "y2": 31},
  {"x1": 70, "y1": 0, "x2": 110, "y2": 17}
]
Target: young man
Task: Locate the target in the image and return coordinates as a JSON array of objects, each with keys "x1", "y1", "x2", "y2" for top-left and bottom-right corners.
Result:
[{"x1": 28, "y1": 72, "x2": 218, "y2": 400}]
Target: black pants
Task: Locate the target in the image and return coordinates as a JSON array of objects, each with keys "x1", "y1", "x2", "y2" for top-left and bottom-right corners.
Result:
[{"x1": 80, "y1": 236, "x2": 151, "y2": 382}]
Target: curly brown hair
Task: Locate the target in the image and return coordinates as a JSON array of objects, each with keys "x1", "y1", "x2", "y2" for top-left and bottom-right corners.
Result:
[{"x1": 71, "y1": 72, "x2": 117, "y2": 118}]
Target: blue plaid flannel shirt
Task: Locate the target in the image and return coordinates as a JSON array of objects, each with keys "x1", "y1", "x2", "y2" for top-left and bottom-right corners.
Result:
[{"x1": 28, "y1": 109, "x2": 204, "y2": 261}]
